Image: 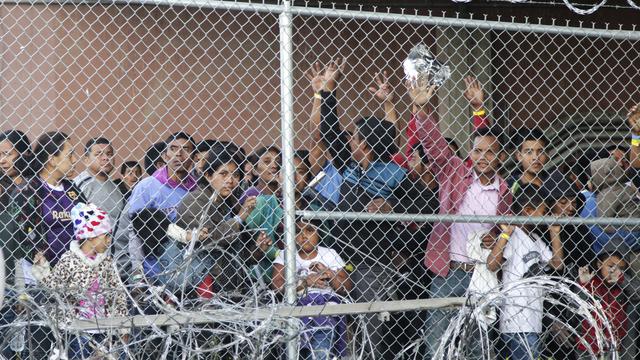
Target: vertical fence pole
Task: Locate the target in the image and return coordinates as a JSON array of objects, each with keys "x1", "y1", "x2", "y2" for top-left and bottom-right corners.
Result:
[{"x1": 279, "y1": 1, "x2": 298, "y2": 359}]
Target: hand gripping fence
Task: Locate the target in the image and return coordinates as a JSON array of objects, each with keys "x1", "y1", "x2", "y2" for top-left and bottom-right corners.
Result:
[{"x1": 0, "y1": 1, "x2": 640, "y2": 359}]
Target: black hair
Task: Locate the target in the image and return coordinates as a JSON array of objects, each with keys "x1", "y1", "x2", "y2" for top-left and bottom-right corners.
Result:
[
  {"x1": 471, "y1": 126, "x2": 503, "y2": 152},
  {"x1": 354, "y1": 117, "x2": 398, "y2": 163},
  {"x1": 84, "y1": 137, "x2": 111, "y2": 155},
  {"x1": 0, "y1": 130, "x2": 34, "y2": 178},
  {"x1": 120, "y1": 161, "x2": 142, "y2": 176},
  {"x1": 514, "y1": 128, "x2": 548, "y2": 151},
  {"x1": 253, "y1": 146, "x2": 281, "y2": 164},
  {"x1": 513, "y1": 183, "x2": 546, "y2": 214},
  {"x1": 410, "y1": 142, "x2": 429, "y2": 164},
  {"x1": 444, "y1": 137, "x2": 462, "y2": 158},
  {"x1": 202, "y1": 145, "x2": 243, "y2": 177},
  {"x1": 32, "y1": 132, "x2": 69, "y2": 175},
  {"x1": 165, "y1": 132, "x2": 196, "y2": 151},
  {"x1": 144, "y1": 142, "x2": 166, "y2": 176},
  {"x1": 597, "y1": 250, "x2": 625, "y2": 264},
  {"x1": 294, "y1": 215, "x2": 322, "y2": 230},
  {"x1": 197, "y1": 139, "x2": 222, "y2": 154},
  {"x1": 294, "y1": 149, "x2": 312, "y2": 182}
]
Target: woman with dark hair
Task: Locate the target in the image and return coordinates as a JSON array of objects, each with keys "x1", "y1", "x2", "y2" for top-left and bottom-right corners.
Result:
[
  {"x1": 162, "y1": 146, "x2": 268, "y2": 295},
  {"x1": 0, "y1": 130, "x2": 35, "y2": 280},
  {"x1": 22, "y1": 132, "x2": 85, "y2": 265},
  {"x1": 239, "y1": 146, "x2": 281, "y2": 204}
]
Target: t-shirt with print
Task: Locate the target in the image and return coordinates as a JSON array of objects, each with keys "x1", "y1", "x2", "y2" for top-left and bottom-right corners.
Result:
[
  {"x1": 499, "y1": 226, "x2": 552, "y2": 334},
  {"x1": 274, "y1": 246, "x2": 345, "y2": 296},
  {"x1": 39, "y1": 180, "x2": 78, "y2": 264}
]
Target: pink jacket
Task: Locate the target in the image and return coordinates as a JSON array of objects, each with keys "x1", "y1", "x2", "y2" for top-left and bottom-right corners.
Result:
[{"x1": 415, "y1": 111, "x2": 512, "y2": 277}]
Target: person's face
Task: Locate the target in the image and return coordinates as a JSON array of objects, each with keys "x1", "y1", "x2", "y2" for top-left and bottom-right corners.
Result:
[
  {"x1": 50, "y1": 141, "x2": 77, "y2": 178},
  {"x1": 517, "y1": 140, "x2": 548, "y2": 176},
  {"x1": 243, "y1": 162, "x2": 254, "y2": 183},
  {"x1": 349, "y1": 132, "x2": 367, "y2": 164},
  {"x1": 0, "y1": 140, "x2": 19, "y2": 178},
  {"x1": 294, "y1": 157, "x2": 309, "y2": 192},
  {"x1": 470, "y1": 135, "x2": 500, "y2": 176},
  {"x1": 194, "y1": 151, "x2": 208, "y2": 175},
  {"x1": 598, "y1": 255, "x2": 625, "y2": 285},
  {"x1": 523, "y1": 203, "x2": 547, "y2": 217},
  {"x1": 163, "y1": 138, "x2": 194, "y2": 173},
  {"x1": 551, "y1": 197, "x2": 576, "y2": 217},
  {"x1": 295, "y1": 221, "x2": 319, "y2": 253},
  {"x1": 206, "y1": 162, "x2": 240, "y2": 198},
  {"x1": 85, "y1": 143, "x2": 114, "y2": 176},
  {"x1": 123, "y1": 166, "x2": 142, "y2": 189},
  {"x1": 254, "y1": 150, "x2": 280, "y2": 185},
  {"x1": 90, "y1": 233, "x2": 112, "y2": 254}
]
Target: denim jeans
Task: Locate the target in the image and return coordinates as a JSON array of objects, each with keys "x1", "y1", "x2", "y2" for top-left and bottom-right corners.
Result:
[
  {"x1": 501, "y1": 332, "x2": 540, "y2": 360},
  {"x1": 157, "y1": 241, "x2": 213, "y2": 292},
  {"x1": 301, "y1": 327, "x2": 335, "y2": 360},
  {"x1": 423, "y1": 269, "x2": 487, "y2": 360}
]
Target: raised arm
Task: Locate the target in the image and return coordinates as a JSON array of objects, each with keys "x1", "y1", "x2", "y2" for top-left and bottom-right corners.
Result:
[
  {"x1": 368, "y1": 71, "x2": 398, "y2": 124},
  {"x1": 410, "y1": 80, "x2": 456, "y2": 172},
  {"x1": 306, "y1": 63, "x2": 328, "y2": 175},
  {"x1": 319, "y1": 59, "x2": 352, "y2": 172},
  {"x1": 628, "y1": 104, "x2": 640, "y2": 169},
  {"x1": 463, "y1": 76, "x2": 491, "y2": 130}
]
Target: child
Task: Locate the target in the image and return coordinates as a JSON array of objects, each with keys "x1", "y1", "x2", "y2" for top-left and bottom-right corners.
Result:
[
  {"x1": 32, "y1": 202, "x2": 128, "y2": 359},
  {"x1": 272, "y1": 218, "x2": 352, "y2": 360},
  {"x1": 576, "y1": 247, "x2": 628, "y2": 359},
  {"x1": 487, "y1": 184, "x2": 564, "y2": 360}
]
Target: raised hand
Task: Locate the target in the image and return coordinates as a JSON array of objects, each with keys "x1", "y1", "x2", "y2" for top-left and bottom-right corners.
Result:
[
  {"x1": 627, "y1": 104, "x2": 640, "y2": 135},
  {"x1": 463, "y1": 76, "x2": 484, "y2": 110},
  {"x1": 406, "y1": 80, "x2": 437, "y2": 107},
  {"x1": 578, "y1": 266, "x2": 595, "y2": 284},
  {"x1": 305, "y1": 62, "x2": 324, "y2": 94},
  {"x1": 322, "y1": 58, "x2": 346, "y2": 92},
  {"x1": 368, "y1": 71, "x2": 394, "y2": 103}
]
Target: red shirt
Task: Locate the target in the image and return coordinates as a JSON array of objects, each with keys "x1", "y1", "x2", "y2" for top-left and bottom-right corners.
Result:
[{"x1": 578, "y1": 276, "x2": 627, "y2": 354}]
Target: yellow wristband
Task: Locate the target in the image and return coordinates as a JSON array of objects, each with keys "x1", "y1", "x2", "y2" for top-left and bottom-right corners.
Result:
[
  {"x1": 313, "y1": 93, "x2": 322, "y2": 100},
  {"x1": 473, "y1": 109, "x2": 486, "y2": 116},
  {"x1": 632, "y1": 138, "x2": 640, "y2": 147},
  {"x1": 499, "y1": 232, "x2": 510, "y2": 240}
]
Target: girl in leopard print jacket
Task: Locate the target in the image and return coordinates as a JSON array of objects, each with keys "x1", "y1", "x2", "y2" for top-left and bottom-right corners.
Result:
[{"x1": 32, "y1": 203, "x2": 128, "y2": 333}]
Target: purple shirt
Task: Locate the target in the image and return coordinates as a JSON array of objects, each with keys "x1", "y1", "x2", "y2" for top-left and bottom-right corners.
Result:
[{"x1": 39, "y1": 181, "x2": 78, "y2": 264}]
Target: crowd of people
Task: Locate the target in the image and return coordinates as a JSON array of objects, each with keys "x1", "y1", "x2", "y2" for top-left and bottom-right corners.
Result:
[{"x1": 0, "y1": 59, "x2": 639, "y2": 360}]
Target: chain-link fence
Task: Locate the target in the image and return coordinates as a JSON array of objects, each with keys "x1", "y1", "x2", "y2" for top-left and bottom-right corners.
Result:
[{"x1": 1, "y1": 1, "x2": 640, "y2": 359}]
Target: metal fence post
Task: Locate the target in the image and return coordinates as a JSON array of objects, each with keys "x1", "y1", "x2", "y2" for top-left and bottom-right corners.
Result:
[{"x1": 279, "y1": 1, "x2": 299, "y2": 359}]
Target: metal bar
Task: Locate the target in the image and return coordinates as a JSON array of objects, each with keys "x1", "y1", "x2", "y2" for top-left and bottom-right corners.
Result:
[
  {"x1": 278, "y1": 1, "x2": 299, "y2": 359},
  {"x1": 97, "y1": 0, "x2": 640, "y2": 41},
  {"x1": 297, "y1": 210, "x2": 640, "y2": 227},
  {"x1": 66, "y1": 297, "x2": 466, "y2": 331},
  {"x1": 3, "y1": 1, "x2": 636, "y2": 40}
]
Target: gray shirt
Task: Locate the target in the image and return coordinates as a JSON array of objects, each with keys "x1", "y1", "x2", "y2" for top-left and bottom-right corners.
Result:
[{"x1": 73, "y1": 170, "x2": 125, "y2": 232}]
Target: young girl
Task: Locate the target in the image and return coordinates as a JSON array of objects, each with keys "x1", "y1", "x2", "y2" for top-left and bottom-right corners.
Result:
[
  {"x1": 32, "y1": 202, "x2": 128, "y2": 359},
  {"x1": 272, "y1": 218, "x2": 352, "y2": 360},
  {"x1": 577, "y1": 249, "x2": 628, "y2": 359}
]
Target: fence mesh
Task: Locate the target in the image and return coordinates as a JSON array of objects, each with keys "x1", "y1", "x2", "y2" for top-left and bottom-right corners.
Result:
[{"x1": 0, "y1": 1, "x2": 640, "y2": 359}]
